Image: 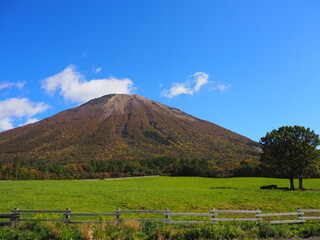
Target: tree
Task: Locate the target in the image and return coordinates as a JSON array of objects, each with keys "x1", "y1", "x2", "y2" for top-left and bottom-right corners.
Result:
[
  {"x1": 260, "y1": 126, "x2": 320, "y2": 189},
  {"x1": 12, "y1": 157, "x2": 26, "y2": 180}
]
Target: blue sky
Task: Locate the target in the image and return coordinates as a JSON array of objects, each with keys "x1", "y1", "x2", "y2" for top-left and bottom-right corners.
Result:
[{"x1": 0, "y1": 0, "x2": 319, "y2": 141}]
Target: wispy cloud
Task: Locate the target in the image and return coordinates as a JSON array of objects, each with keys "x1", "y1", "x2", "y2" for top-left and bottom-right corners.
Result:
[
  {"x1": 216, "y1": 83, "x2": 231, "y2": 93},
  {"x1": 25, "y1": 118, "x2": 39, "y2": 124},
  {"x1": 193, "y1": 72, "x2": 209, "y2": 92},
  {"x1": 42, "y1": 65, "x2": 134, "y2": 103},
  {"x1": 19, "y1": 118, "x2": 39, "y2": 127},
  {"x1": 93, "y1": 67, "x2": 102, "y2": 73},
  {"x1": 79, "y1": 51, "x2": 88, "y2": 58},
  {"x1": 162, "y1": 72, "x2": 230, "y2": 98},
  {"x1": 0, "y1": 98, "x2": 49, "y2": 131},
  {"x1": 0, "y1": 81, "x2": 26, "y2": 90},
  {"x1": 162, "y1": 83, "x2": 193, "y2": 98}
]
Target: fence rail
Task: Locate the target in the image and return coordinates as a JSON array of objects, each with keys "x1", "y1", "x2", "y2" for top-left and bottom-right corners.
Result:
[{"x1": 0, "y1": 208, "x2": 320, "y2": 226}]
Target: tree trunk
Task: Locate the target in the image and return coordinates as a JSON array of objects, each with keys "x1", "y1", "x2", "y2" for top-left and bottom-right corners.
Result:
[
  {"x1": 299, "y1": 178, "x2": 304, "y2": 190},
  {"x1": 289, "y1": 178, "x2": 295, "y2": 189}
]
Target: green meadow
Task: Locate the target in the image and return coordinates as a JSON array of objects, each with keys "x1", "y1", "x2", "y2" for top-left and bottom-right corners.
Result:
[{"x1": 1, "y1": 177, "x2": 320, "y2": 214}]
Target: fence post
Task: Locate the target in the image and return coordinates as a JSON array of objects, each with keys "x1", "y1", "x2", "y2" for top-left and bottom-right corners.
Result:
[
  {"x1": 255, "y1": 209, "x2": 260, "y2": 223},
  {"x1": 115, "y1": 208, "x2": 121, "y2": 223},
  {"x1": 297, "y1": 208, "x2": 302, "y2": 220},
  {"x1": 164, "y1": 208, "x2": 170, "y2": 223},
  {"x1": 65, "y1": 208, "x2": 71, "y2": 225},
  {"x1": 10, "y1": 208, "x2": 19, "y2": 227},
  {"x1": 210, "y1": 209, "x2": 216, "y2": 223}
]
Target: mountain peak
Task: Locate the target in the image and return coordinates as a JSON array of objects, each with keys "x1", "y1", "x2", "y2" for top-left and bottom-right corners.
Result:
[{"x1": 82, "y1": 94, "x2": 148, "y2": 108}]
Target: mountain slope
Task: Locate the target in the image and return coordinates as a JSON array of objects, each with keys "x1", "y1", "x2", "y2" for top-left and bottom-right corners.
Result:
[{"x1": 0, "y1": 94, "x2": 259, "y2": 165}]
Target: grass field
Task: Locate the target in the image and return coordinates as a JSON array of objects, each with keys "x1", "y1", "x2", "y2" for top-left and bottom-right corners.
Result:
[{"x1": 1, "y1": 177, "x2": 320, "y2": 214}]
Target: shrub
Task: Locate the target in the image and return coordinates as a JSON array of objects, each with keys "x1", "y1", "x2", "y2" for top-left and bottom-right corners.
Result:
[{"x1": 2, "y1": 220, "x2": 320, "y2": 239}]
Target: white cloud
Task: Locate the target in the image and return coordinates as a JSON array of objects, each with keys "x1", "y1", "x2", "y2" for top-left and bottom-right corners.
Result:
[
  {"x1": 162, "y1": 72, "x2": 230, "y2": 98},
  {"x1": 0, "y1": 81, "x2": 26, "y2": 90},
  {"x1": 25, "y1": 118, "x2": 39, "y2": 125},
  {"x1": 193, "y1": 72, "x2": 209, "y2": 92},
  {"x1": 42, "y1": 65, "x2": 134, "y2": 103},
  {"x1": 0, "y1": 118, "x2": 13, "y2": 131},
  {"x1": 162, "y1": 72, "x2": 209, "y2": 98},
  {"x1": 0, "y1": 98, "x2": 49, "y2": 118},
  {"x1": 162, "y1": 83, "x2": 193, "y2": 98},
  {"x1": 0, "y1": 98, "x2": 49, "y2": 131},
  {"x1": 18, "y1": 118, "x2": 39, "y2": 127}
]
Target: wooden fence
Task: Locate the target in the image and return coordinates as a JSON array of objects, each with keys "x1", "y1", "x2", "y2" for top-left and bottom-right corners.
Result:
[{"x1": 1, "y1": 208, "x2": 320, "y2": 226}]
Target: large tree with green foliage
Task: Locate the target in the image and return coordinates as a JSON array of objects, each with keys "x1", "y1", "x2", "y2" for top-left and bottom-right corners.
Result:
[{"x1": 260, "y1": 126, "x2": 320, "y2": 189}]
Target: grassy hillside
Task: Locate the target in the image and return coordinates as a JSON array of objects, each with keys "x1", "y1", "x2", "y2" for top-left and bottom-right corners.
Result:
[{"x1": 1, "y1": 177, "x2": 320, "y2": 214}]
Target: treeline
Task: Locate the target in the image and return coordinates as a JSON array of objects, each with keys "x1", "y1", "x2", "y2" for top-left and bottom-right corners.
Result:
[{"x1": 0, "y1": 156, "x2": 262, "y2": 180}]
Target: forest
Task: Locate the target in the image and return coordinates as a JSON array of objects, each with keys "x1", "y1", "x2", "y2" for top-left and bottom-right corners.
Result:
[{"x1": 0, "y1": 156, "x2": 261, "y2": 180}]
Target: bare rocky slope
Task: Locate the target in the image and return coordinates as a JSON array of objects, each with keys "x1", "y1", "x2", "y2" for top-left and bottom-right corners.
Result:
[{"x1": 0, "y1": 94, "x2": 259, "y2": 165}]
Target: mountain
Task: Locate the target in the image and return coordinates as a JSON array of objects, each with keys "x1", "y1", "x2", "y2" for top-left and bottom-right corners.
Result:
[{"x1": 0, "y1": 94, "x2": 259, "y2": 166}]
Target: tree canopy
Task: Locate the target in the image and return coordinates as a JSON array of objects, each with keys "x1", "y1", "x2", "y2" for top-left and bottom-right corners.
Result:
[{"x1": 260, "y1": 125, "x2": 320, "y2": 189}]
